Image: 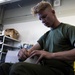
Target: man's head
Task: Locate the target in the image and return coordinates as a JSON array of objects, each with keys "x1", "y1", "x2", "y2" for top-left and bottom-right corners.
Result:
[
  {"x1": 31, "y1": 1, "x2": 60, "y2": 28},
  {"x1": 31, "y1": 1, "x2": 53, "y2": 15}
]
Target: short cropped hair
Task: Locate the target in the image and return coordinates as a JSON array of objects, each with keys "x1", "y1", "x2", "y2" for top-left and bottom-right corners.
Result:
[{"x1": 31, "y1": 1, "x2": 53, "y2": 15}]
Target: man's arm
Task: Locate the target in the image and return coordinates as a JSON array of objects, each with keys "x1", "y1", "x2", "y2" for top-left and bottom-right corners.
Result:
[
  {"x1": 52, "y1": 48, "x2": 75, "y2": 61},
  {"x1": 29, "y1": 48, "x2": 75, "y2": 64}
]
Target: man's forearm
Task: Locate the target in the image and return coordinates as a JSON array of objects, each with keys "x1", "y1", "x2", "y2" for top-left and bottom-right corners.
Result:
[{"x1": 52, "y1": 48, "x2": 75, "y2": 61}]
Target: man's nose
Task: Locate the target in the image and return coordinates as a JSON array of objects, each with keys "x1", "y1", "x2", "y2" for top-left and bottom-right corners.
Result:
[{"x1": 42, "y1": 19, "x2": 46, "y2": 23}]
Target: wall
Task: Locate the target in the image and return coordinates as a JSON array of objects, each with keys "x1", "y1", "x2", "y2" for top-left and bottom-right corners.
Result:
[
  {"x1": 3, "y1": 0, "x2": 75, "y2": 24},
  {"x1": 3, "y1": 0, "x2": 75, "y2": 44},
  {"x1": 3, "y1": 20, "x2": 50, "y2": 44},
  {"x1": 3, "y1": 15, "x2": 75, "y2": 44},
  {"x1": 54, "y1": 0, "x2": 75, "y2": 17}
]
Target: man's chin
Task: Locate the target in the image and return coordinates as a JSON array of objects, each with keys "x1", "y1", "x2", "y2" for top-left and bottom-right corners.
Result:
[{"x1": 45, "y1": 24, "x2": 51, "y2": 27}]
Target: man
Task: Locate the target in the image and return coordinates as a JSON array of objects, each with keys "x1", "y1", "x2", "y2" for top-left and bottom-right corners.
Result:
[{"x1": 0, "y1": 1, "x2": 75, "y2": 75}]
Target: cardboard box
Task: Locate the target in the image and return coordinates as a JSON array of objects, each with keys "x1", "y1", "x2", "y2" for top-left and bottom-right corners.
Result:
[{"x1": 4, "y1": 28, "x2": 19, "y2": 39}]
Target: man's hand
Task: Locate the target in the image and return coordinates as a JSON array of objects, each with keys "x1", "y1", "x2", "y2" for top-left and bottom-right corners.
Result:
[
  {"x1": 29, "y1": 50, "x2": 54, "y2": 64},
  {"x1": 18, "y1": 48, "x2": 29, "y2": 61}
]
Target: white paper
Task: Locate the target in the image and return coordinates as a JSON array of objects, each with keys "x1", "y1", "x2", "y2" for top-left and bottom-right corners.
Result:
[
  {"x1": 25, "y1": 56, "x2": 40, "y2": 65},
  {"x1": 5, "y1": 50, "x2": 19, "y2": 63},
  {"x1": 5, "y1": 50, "x2": 40, "y2": 64}
]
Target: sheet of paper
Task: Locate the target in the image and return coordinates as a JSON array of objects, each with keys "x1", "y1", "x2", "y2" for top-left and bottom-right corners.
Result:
[
  {"x1": 5, "y1": 50, "x2": 40, "y2": 65},
  {"x1": 5, "y1": 50, "x2": 19, "y2": 63},
  {"x1": 25, "y1": 56, "x2": 40, "y2": 65}
]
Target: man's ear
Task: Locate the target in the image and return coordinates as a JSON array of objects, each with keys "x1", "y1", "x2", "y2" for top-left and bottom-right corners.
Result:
[{"x1": 52, "y1": 10, "x2": 55, "y2": 14}]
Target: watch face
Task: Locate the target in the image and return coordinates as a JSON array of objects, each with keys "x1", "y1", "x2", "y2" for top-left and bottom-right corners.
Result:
[
  {"x1": 23, "y1": 44, "x2": 33, "y2": 49},
  {"x1": 23, "y1": 44, "x2": 28, "y2": 49}
]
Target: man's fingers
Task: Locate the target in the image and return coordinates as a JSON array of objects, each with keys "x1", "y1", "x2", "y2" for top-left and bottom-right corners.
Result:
[
  {"x1": 18, "y1": 49, "x2": 28, "y2": 59},
  {"x1": 30, "y1": 50, "x2": 36, "y2": 55},
  {"x1": 29, "y1": 53, "x2": 36, "y2": 58}
]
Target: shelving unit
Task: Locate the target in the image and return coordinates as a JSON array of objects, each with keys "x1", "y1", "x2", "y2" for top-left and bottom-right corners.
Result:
[{"x1": 0, "y1": 35, "x2": 21, "y2": 63}]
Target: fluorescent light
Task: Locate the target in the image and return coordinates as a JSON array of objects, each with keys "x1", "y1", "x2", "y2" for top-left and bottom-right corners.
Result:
[
  {"x1": 0, "y1": 0, "x2": 11, "y2": 3},
  {"x1": 0, "y1": 0, "x2": 20, "y2": 4},
  {"x1": 0, "y1": 0, "x2": 5, "y2": 3}
]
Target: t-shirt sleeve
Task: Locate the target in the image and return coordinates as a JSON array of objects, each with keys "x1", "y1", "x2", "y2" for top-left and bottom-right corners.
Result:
[
  {"x1": 67, "y1": 26, "x2": 75, "y2": 47},
  {"x1": 37, "y1": 30, "x2": 50, "y2": 49}
]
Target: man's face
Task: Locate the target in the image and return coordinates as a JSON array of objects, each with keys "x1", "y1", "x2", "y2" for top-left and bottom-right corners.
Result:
[{"x1": 38, "y1": 9, "x2": 55, "y2": 28}]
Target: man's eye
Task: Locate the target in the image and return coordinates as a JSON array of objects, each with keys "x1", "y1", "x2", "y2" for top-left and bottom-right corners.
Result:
[
  {"x1": 39, "y1": 15, "x2": 47, "y2": 20},
  {"x1": 43, "y1": 16, "x2": 46, "y2": 18}
]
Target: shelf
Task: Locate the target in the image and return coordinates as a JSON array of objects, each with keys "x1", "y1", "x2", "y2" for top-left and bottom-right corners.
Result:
[
  {"x1": 0, "y1": 35, "x2": 3, "y2": 41},
  {"x1": 3, "y1": 44, "x2": 20, "y2": 49},
  {"x1": 0, "y1": 35, "x2": 21, "y2": 62},
  {"x1": 0, "y1": 35, "x2": 20, "y2": 42},
  {"x1": 0, "y1": 42, "x2": 3, "y2": 44},
  {"x1": 0, "y1": 51, "x2": 6, "y2": 54},
  {"x1": 0, "y1": 42, "x2": 2, "y2": 47},
  {"x1": 0, "y1": 35, "x2": 3, "y2": 37},
  {"x1": 5, "y1": 36, "x2": 20, "y2": 42},
  {"x1": 0, "y1": 42, "x2": 21, "y2": 49}
]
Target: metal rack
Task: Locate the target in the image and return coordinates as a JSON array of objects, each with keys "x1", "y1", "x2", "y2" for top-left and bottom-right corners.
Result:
[{"x1": 0, "y1": 35, "x2": 21, "y2": 63}]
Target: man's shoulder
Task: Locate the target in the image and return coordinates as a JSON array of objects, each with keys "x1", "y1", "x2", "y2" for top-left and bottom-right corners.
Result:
[
  {"x1": 61, "y1": 22, "x2": 75, "y2": 27},
  {"x1": 60, "y1": 22, "x2": 75, "y2": 30}
]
